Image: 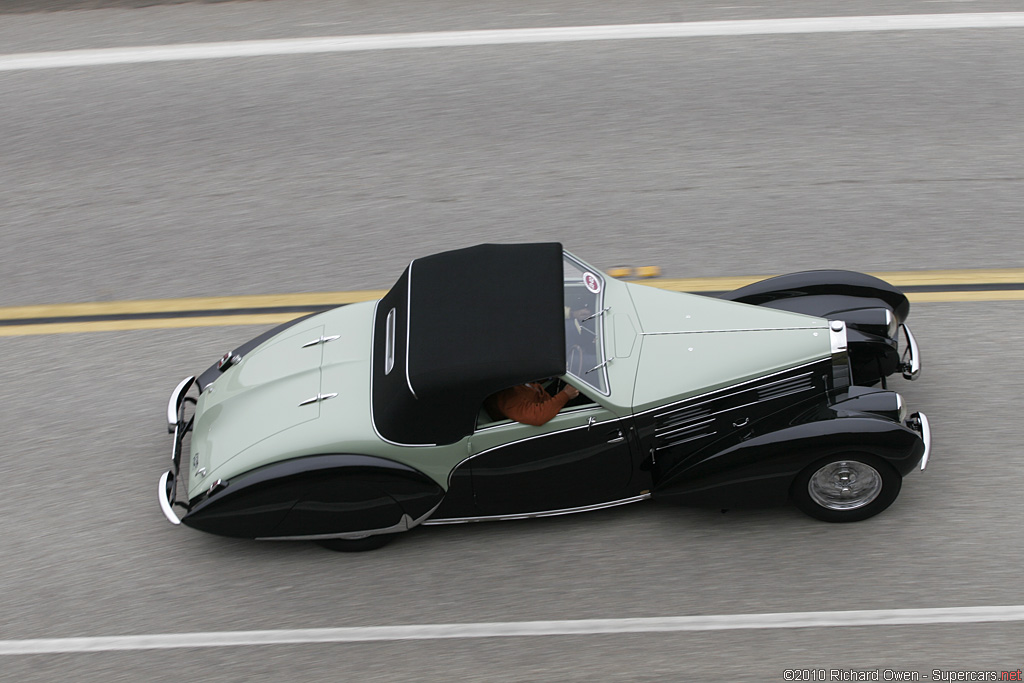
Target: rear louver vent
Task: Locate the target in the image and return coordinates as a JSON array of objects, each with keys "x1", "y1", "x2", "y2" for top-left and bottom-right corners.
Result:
[{"x1": 757, "y1": 372, "x2": 814, "y2": 402}]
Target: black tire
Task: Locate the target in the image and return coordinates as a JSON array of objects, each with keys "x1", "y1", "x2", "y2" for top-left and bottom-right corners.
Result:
[
  {"x1": 791, "y1": 453, "x2": 902, "y2": 523},
  {"x1": 316, "y1": 534, "x2": 396, "y2": 552}
]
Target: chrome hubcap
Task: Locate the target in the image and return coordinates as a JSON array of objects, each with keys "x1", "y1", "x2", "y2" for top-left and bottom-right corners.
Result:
[{"x1": 807, "y1": 461, "x2": 882, "y2": 511}]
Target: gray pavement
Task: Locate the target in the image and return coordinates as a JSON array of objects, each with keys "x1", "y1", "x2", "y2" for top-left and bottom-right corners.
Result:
[
  {"x1": 2, "y1": 27, "x2": 1023, "y2": 306},
  {"x1": 1, "y1": 2, "x2": 1022, "y2": 679}
]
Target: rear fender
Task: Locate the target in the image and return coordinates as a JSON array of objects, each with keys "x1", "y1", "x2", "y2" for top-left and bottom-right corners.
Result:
[{"x1": 182, "y1": 454, "x2": 443, "y2": 539}]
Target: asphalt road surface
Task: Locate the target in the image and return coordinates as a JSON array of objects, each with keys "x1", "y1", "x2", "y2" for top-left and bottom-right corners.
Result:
[{"x1": 2, "y1": 2, "x2": 1023, "y2": 681}]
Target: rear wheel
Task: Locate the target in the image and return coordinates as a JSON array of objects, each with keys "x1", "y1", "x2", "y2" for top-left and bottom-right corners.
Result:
[
  {"x1": 316, "y1": 534, "x2": 396, "y2": 552},
  {"x1": 792, "y1": 454, "x2": 901, "y2": 522}
]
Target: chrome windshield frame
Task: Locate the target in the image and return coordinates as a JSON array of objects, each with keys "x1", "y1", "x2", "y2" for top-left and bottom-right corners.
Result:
[{"x1": 563, "y1": 252, "x2": 611, "y2": 396}]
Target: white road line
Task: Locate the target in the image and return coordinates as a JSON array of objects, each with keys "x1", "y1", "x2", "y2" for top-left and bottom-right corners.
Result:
[
  {"x1": 3, "y1": 605, "x2": 1024, "y2": 655},
  {"x1": 1, "y1": 13, "x2": 1023, "y2": 72}
]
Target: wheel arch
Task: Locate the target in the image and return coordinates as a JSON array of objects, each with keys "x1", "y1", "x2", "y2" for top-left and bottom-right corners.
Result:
[
  {"x1": 719, "y1": 270, "x2": 910, "y2": 324},
  {"x1": 181, "y1": 453, "x2": 444, "y2": 539},
  {"x1": 791, "y1": 451, "x2": 903, "y2": 523},
  {"x1": 721, "y1": 270, "x2": 913, "y2": 386}
]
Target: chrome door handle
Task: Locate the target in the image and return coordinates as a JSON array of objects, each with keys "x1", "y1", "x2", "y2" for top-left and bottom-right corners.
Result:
[
  {"x1": 608, "y1": 429, "x2": 625, "y2": 443},
  {"x1": 732, "y1": 417, "x2": 750, "y2": 428}
]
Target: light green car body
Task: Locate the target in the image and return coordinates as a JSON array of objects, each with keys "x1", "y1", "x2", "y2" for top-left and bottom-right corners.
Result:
[{"x1": 187, "y1": 257, "x2": 833, "y2": 500}]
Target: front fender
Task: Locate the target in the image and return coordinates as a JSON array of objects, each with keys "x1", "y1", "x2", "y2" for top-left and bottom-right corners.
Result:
[
  {"x1": 720, "y1": 270, "x2": 910, "y2": 324},
  {"x1": 652, "y1": 415, "x2": 924, "y2": 508}
]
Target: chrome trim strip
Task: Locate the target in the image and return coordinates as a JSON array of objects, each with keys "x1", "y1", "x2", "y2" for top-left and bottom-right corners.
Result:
[
  {"x1": 298, "y1": 392, "x2": 338, "y2": 407},
  {"x1": 384, "y1": 307, "x2": 396, "y2": 375},
  {"x1": 166, "y1": 376, "x2": 195, "y2": 432},
  {"x1": 170, "y1": 424, "x2": 181, "y2": 466},
  {"x1": 909, "y1": 411, "x2": 931, "y2": 471},
  {"x1": 640, "y1": 326, "x2": 825, "y2": 336},
  {"x1": 900, "y1": 324, "x2": 922, "y2": 380},
  {"x1": 257, "y1": 501, "x2": 441, "y2": 541},
  {"x1": 302, "y1": 334, "x2": 341, "y2": 348},
  {"x1": 423, "y1": 493, "x2": 651, "y2": 525},
  {"x1": 258, "y1": 514, "x2": 415, "y2": 541},
  {"x1": 158, "y1": 471, "x2": 181, "y2": 525},
  {"x1": 635, "y1": 359, "x2": 827, "y2": 420},
  {"x1": 404, "y1": 260, "x2": 418, "y2": 398}
]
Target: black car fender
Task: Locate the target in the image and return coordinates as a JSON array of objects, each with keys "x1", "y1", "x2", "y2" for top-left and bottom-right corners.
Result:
[
  {"x1": 181, "y1": 454, "x2": 444, "y2": 539},
  {"x1": 651, "y1": 415, "x2": 925, "y2": 509},
  {"x1": 830, "y1": 386, "x2": 906, "y2": 422},
  {"x1": 720, "y1": 270, "x2": 911, "y2": 385},
  {"x1": 718, "y1": 269, "x2": 910, "y2": 323}
]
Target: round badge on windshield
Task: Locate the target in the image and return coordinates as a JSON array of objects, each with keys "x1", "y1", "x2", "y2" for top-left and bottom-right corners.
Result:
[{"x1": 583, "y1": 272, "x2": 601, "y2": 294}]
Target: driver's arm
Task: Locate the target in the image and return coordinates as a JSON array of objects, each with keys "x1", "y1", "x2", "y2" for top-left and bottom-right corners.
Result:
[{"x1": 494, "y1": 383, "x2": 579, "y2": 426}]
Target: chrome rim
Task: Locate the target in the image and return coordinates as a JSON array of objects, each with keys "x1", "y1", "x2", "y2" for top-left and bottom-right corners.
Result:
[{"x1": 807, "y1": 461, "x2": 883, "y2": 511}]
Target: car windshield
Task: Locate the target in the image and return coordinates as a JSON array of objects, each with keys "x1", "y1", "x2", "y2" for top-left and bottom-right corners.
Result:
[{"x1": 563, "y1": 253, "x2": 609, "y2": 395}]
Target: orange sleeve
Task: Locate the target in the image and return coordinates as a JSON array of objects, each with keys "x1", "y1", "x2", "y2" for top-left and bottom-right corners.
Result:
[{"x1": 495, "y1": 385, "x2": 572, "y2": 426}]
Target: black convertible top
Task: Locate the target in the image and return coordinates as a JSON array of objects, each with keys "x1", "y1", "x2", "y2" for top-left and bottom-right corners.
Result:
[{"x1": 372, "y1": 243, "x2": 566, "y2": 445}]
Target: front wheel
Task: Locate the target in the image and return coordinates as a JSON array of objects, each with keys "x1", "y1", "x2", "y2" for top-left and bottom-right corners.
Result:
[
  {"x1": 791, "y1": 454, "x2": 902, "y2": 522},
  {"x1": 316, "y1": 534, "x2": 396, "y2": 552}
]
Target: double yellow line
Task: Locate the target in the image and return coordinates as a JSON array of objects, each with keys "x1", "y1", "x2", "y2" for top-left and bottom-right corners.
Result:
[{"x1": 1, "y1": 268, "x2": 1022, "y2": 337}]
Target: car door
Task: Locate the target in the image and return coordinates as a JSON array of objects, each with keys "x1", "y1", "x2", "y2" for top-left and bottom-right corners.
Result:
[{"x1": 466, "y1": 404, "x2": 636, "y2": 517}]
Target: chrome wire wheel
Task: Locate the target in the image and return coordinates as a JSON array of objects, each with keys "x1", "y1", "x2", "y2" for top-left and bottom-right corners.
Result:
[{"x1": 807, "y1": 461, "x2": 883, "y2": 511}]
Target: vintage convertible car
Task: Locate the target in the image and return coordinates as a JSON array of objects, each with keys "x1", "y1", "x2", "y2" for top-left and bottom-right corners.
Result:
[{"x1": 159, "y1": 243, "x2": 930, "y2": 550}]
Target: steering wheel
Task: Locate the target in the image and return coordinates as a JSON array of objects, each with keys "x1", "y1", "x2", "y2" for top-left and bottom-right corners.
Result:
[
  {"x1": 574, "y1": 318, "x2": 597, "y2": 338},
  {"x1": 567, "y1": 344, "x2": 585, "y2": 377}
]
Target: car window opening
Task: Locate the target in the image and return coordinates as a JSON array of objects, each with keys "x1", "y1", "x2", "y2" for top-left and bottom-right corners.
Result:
[{"x1": 478, "y1": 379, "x2": 596, "y2": 429}]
